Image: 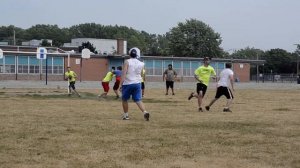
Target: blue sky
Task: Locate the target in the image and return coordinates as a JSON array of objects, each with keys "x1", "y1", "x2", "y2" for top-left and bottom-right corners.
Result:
[{"x1": 1, "y1": 0, "x2": 300, "y2": 52}]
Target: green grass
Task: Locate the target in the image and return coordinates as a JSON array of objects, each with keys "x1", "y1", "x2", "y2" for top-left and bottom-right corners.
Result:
[{"x1": 0, "y1": 88, "x2": 299, "y2": 168}]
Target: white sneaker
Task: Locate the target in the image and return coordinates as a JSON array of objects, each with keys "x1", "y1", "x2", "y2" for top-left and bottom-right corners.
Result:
[{"x1": 122, "y1": 116, "x2": 130, "y2": 120}]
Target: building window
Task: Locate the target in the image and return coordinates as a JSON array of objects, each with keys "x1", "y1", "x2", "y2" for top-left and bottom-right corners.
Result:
[
  {"x1": 144, "y1": 60, "x2": 154, "y2": 75},
  {"x1": 0, "y1": 57, "x2": 3, "y2": 73},
  {"x1": 42, "y1": 56, "x2": 64, "y2": 74},
  {"x1": 18, "y1": 56, "x2": 29, "y2": 74},
  {"x1": 4, "y1": 56, "x2": 16, "y2": 73},
  {"x1": 182, "y1": 61, "x2": 191, "y2": 76},
  {"x1": 29, "y1": 57, "x2": 40, "y2": 74},
  {"x1": 164, "y1": 60, "x2": 172, "y2": 69},
  {"x1": 154, "y1": 60, "x2": 162, "y2": 76},
  {"x1": 42, "y1": 58, "x2": 53, "y2": 74},
  {"x1": 191, "y1": 61, "x2": 201, "y2": 74},
  {"x1": 173, "y1": 61, "x2": 181, "y2": 76},
  {"x1": 53, "y1": 57, "x2": 64, "y2": 74}
]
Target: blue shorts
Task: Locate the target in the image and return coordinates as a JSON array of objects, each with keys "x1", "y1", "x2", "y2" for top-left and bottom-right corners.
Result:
[{"x1": 122, "y1": 83, "x2": 142, "y2": 102}]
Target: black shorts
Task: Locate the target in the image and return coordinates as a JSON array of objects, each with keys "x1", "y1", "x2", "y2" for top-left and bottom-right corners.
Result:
[
  {"x1": 196, "y1": 83, "x2": 207, "y2": 96},
  {"x1": 166, "y1": 81, "x2": 174, "y2": 89},
  {"x1": 141, "y1": 82, "x2": 145, "y2": 90},
  {"x1": 215, "y1": 86, "x2": 234, "y2": 99},
  {"x1": 69, "y1": 81, "x2": 76, "y2": 90}
]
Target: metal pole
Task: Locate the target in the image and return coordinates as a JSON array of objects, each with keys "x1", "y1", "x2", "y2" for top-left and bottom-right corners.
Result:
[
  {"x1": 256, "y1": 53, "x2": 259, "y2": 83},
  {"x1": 262, "y1": 64, "x2": 265, "y2": 83},
  {"x1": 13, "y1": 30, "x2": 16, "y2": 46},
  {"x1": 67, "y1": 53, "x2": 70, "y2": 67},
  {"x1": 297, "y1": 55, "x2": 299, "y2": 76},
  {"x1": 46, "y1": 58, "x2": 48, "y2": 85},
  {"x1": 80, "y1": 58, "x2": 82, "y2": 82}
]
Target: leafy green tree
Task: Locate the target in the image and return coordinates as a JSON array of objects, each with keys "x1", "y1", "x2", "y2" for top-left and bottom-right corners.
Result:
[
  {"x1": 41, "y1": 39, "x2": 52, "y2": 47},
  {"x1": 262, "y1": 49, "x2": 295, "y2": 74},
  {"x1": 166, "y1": 19, "x2": 222, "y2": 57},
  {"x1": 230, "y1": 47, "x2": 265, "y2": 59},
  {"x1": 79, "y1": 41, "x2": 97, "y2": 54},
  {"x1": 0, "y1": 25, "x2": 24, "y2": 45},
  {"x1": 24, "y1": 24, "x2": 68, "y2": 46},
  {"x1": 294, "y1": 44, "x2": 300, "y2": 75}
]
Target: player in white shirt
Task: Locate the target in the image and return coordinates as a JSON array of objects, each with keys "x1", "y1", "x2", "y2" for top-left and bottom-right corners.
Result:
[
  {"x1": 120, "y1": 47, "x2": 150, "y2": 121},
  {"x1": 205, "y1": 63, "x2": 235, "y2": 112}
]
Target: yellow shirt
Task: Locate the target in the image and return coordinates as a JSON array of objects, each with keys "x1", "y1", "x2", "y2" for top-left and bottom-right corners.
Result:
[
  {"x1": 102, "y1": 71, "x2": 113, "y2": 82},
  {"x1": 65, "y1": 71, "x2": 77, "y2": 82},
  {"x1": 141, "y1": 69, "x2": 146, "y2": 82},
  {"x1": 194, "y1": 65, "x2": 216, "y2": 86}
]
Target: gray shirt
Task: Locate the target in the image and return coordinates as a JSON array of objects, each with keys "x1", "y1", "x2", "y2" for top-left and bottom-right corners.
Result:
[{"x1": 164, "y1": 69, "x2": 177, "y2": 81}]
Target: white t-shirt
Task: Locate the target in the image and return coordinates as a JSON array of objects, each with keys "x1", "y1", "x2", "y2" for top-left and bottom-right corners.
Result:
[
  {"x1": 123, "y1": 58, "x2": 144, "y2": 85},
  {"x1": 217, "y1": 68, "x2": 234, "y2": 87}
]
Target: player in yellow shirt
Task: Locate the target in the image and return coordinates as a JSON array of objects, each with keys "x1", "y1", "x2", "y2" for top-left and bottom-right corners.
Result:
[
  {"x1": 141, "y1": 68, "x2": 146, "y2": 97},
  {"x1": 188, "y1": 57, "x2": 216, "y2": 112},
  {"x1": 65, "y1": 66, "x2": 81, "y2": 97},
  {"x1": 98, "y1": 67, "x2": 115, "y2": 98}
]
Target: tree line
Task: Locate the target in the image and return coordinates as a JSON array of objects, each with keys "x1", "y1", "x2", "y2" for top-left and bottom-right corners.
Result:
[{"x1": 0, "y1": 19, "x2": 299, "y2": 74}]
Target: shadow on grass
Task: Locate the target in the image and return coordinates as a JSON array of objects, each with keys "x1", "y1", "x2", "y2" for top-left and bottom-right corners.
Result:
[
  {"x1": 169, "y1": 121, "x2": 275, "y2": 135},
  {"x1": 143, "y1": 98, "x2": 180, "y2": 104},
  {"x1": 18, "y1": 92, "x2": 100, "y2": 100},
  {"x1": 273, "y1": 108, "x2": 292, "y2": 111}
]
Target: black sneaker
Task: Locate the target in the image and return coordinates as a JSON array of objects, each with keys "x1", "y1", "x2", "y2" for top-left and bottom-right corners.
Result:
[
  {"x1": 205, "y1": 106, "x2": 210, "y2": 111},
  {"x1": 144, "y1": 113, "x2": 150, "y2": 121},
  {"x1": 188, "y1": 92, "x2": 194, "y2": 100},
  {"x1": 172, "y1": 93, "x2": 175, "y2": 95},
  {"x1": 223, "y1": 108, "x2": 232, "y2": 112},
  {"x1": 198, "y1": 107, "x2": 203, "y2": 112}
]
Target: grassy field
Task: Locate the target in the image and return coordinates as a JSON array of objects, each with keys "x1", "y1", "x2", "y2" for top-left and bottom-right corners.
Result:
[{"x1": 0, "y1": 86, "x2": 299, "y2": 168}]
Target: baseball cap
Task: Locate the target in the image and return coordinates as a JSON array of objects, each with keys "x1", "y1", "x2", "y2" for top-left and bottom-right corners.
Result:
[{"x1": 129, "y1": 47, "x2": 141, "y2": 59}]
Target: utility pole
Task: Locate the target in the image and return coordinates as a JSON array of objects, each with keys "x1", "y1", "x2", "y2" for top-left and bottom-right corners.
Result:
[
  {"x1": 13, "y1": 29, "x2": 16, "y2": 46},
  {"x1": 294, "y1": 44, "x2": 299, "y2": 76},
  {"x1": 256, "y1": 53, "x2": 259, "y2": 83}
]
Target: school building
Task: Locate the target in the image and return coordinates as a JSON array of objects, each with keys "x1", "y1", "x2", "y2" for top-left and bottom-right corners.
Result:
[{"x1": 0, "y1": 46, "x2": 264, "y2": 82}]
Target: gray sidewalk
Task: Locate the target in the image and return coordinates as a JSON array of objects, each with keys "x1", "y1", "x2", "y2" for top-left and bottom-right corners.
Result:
[{"x1": 0, "y1": 80, "x2": 299, "y2": 90}]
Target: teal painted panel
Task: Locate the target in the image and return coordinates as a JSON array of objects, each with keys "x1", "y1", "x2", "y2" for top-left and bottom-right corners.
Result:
[
  {"x1": 18, "y1": 56, "x2": 28, "y2": 65},
  {"x1": 42, "y1": 57, "x2": 53, "y2": 65},
  {"x1": 5, "y1": 56, "x2": 15, "y2": 64},
  {"x1": 154, "y1": 60, "x2": 162, "y2": 68},
  {"x1": 53, "y1": 57, "x2": 63, "y2": 65},
  {"x1": 29, "y1": 57, "x2": 39, "y2": 65},
  {"x1": 218, "y1": 62, "x2": 225, "y2": 69},
  {"x1": 210, "y1": 62, "x2": 216, "y2": 69},
  {"x1": 191, "y1": 61, "x2": 200, "y2": 69},
  {"x1": 164, "y1": 60, "x2": 172, "y2": 68},
  {"x1": 183, "y1": 61, "x2": 190, "y2": 68},
  {"x1": 144, "y1": 60, "x2": 153, "y2": 68},
  {"x1": 173, "y1": 61, "x2": 181, "y2": 68},
  {"x1": 108, "y1": 58, "x2": 123, "y2": 69}
]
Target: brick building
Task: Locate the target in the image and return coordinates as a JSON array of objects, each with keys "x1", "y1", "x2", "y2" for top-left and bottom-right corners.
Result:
[{"x1": 0, "y1": 46, "x2": 264, "y2": 82}]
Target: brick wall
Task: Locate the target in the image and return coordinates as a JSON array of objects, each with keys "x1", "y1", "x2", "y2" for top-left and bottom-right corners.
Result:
[
  {"x1": 233, "y1": 63, "x2": 250, "y2": 82},
  {"x1": 64, "y1": 57, "x2": 108, "y2": 81}
]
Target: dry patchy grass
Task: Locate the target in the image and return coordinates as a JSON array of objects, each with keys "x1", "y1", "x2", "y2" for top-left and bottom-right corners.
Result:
[{"x1": 0, "y1": 87, "x2": 299, "y2": 168}]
